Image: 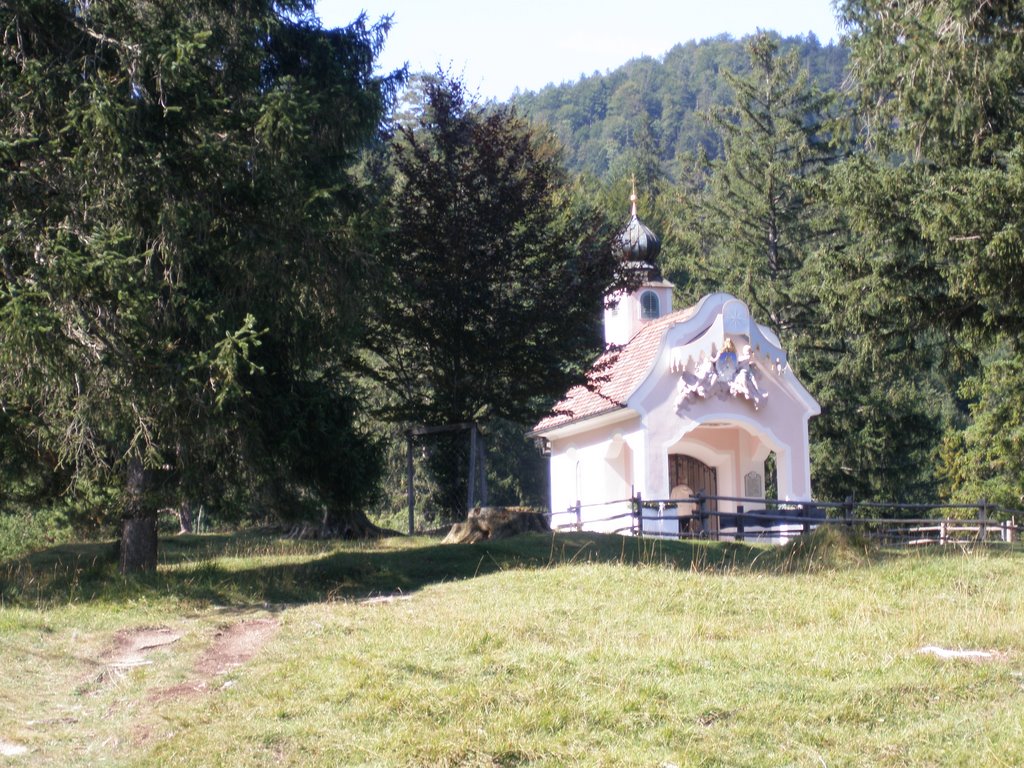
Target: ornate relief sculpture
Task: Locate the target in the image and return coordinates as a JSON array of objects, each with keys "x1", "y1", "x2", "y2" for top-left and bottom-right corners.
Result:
[{"x1": 675, "y1": 338, "x2": 766, "y2": 412}]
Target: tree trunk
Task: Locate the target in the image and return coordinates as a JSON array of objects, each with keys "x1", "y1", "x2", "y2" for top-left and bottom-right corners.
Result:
[
  {"x1": 119, "y1": 516, "x2": 158, "y2": 573},
  {"x1": 119, "y1": 456, "x2": 158, "y2": 574},
  {"x1": 175, "y1": 442, "x2": 194, "y2": 534}
]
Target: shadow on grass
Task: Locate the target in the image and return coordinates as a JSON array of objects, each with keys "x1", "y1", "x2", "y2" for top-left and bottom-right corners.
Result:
[
  {"x1": 15, "y1": 524, "x2": 1009, "y2": 609},
  {"x1": 0, "y1": 530, "x2": 774, "y2": 608}
]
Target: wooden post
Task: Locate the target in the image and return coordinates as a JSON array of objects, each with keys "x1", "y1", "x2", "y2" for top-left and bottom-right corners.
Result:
[
  {"x1": 978, "y1": 498, "x2": 988, "y2": 543},
  {"x1": 476, "y1": 429, "x2": 488, "y2": 506},
  {"x1": 736, "y1": 504, "x2": 745, "y2": 542},
  {"x1": 575, "y1": 500, "x2": 582, "y2": 531},
  {"x1": 467, "y1": 424, "x2": 478, "y2": 513},
  {"x1": 634, "y1": 491, "x2": 644, "y2": 536},
  {"x1": 697, "y1": 492, "x2": 709, "y2": 538},
  {"x1": 406, "y1": 431, "x2": 415, "y2": 536},
  {"x1": 844, "y1": 495, "x2": 854, "y2": 528},
  {"x1": 940, "y1": 520, "x2": 948, "y2": 545}
]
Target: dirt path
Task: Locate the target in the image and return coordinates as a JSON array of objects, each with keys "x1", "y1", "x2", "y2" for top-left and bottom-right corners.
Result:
[
  {"x1": 150, "y1": 617, "x2": 280, "y2": 701},
  {"x1": 105, "y1": 626, "x2": 184, "y2": 668},
  {"x1": 1, "y1": 615, "x2": 281, "y2": 761},
  {"x1": 83, "y1": 617, "x2": 279, "y2": 702}
]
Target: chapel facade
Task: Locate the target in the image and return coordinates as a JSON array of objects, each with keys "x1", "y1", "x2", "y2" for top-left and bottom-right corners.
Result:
[{"x1": 531, "y1": 192, "x2": 820, "y2": 537}]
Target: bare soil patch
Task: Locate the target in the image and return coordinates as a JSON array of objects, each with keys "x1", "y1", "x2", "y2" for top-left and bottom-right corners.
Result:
[
  {"x1": 104, "y1": 626, "x2": 183, "y2": 668},
  {"x1": 77, "y1": 626, "x2": 185, "y2": 694},
  {"x1": 151, "y1": 618, "x2": 279, "y2": 702},
  {"x1": 196, "y1": 618, "x2": 278, "y2": 676}
]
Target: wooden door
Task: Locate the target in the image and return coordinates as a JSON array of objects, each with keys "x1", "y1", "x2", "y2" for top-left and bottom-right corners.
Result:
[{"x1": 669, "y1": 455, "x2": 718, "y2": 537}]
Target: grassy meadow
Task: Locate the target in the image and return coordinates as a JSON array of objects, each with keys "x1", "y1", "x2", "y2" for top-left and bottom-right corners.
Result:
[{"x1": 1, "y1": 529, "x2": 1022, "y2": 767}]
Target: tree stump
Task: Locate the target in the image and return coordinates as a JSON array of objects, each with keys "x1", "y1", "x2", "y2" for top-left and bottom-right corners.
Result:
[{"x1": 443, "y1": 506, "x2": 550, "y2": 544}]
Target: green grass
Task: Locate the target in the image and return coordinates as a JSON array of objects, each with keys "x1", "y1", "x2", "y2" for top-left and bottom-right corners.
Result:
[{"x1": 1, "y1": 530, "x2": 1022, "y2": 766}]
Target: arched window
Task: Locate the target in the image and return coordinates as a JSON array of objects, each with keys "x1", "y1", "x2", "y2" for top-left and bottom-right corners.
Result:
[{"x1": 640, "y1": 290, "x2": 660, "y2": 319}]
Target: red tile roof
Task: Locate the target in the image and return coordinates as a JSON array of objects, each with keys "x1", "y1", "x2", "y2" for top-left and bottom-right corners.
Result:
[{"x1": 534, "y1": 305, "x2": 700, "y2": 433}]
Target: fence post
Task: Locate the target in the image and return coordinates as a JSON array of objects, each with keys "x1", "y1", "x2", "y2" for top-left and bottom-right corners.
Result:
[
  {"x1": 467, "y1": 424, "x2": 478, "y2": 513},
  {"x1": 476, "y1": 428, "x2": 489, "y2": 506},
  {"x1": 801, "y1": 505, "x2": 811, "y2": 536},
  {"x1": 575, "y1": 500, "x2": 582, "y2": 531},
  {"x1": 406, "y1": 431, "x2": 415, "y2": 536},
  {"x1": 736, "y1": 504, "x2": 745, "y2": 542},
  {"x1": 978, "y1": 498, "x2": 988, "y2": 543},
  {"x1": 844, "y1": 495, "x2": 854, "y2": 528},
  {"x1": 696, "y1": 492, "x2": 709, "y2": 538},
  {"x1": 633, "y1": 492, "x2": 644, "y2": 536}
]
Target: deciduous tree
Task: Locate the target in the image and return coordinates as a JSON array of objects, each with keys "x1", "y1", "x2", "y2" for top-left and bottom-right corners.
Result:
[{"x1": 367, "y1": 74, "x2": 623, "y2": 518}]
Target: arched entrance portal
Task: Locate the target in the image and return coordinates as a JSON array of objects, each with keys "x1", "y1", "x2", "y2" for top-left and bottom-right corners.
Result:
[{"x1": 669, "y1": 454, "x2": 718, "y2": 537}]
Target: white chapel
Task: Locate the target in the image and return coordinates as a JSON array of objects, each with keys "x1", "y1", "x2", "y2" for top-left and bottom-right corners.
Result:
[{"x1": 531, "y1": 192, "x2": 820, "y2": 536}]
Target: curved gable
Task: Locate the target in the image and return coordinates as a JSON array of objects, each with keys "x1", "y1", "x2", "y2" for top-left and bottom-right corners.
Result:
[{"x1": 533, "y1": 294, "x2": 820, "y2": 435}]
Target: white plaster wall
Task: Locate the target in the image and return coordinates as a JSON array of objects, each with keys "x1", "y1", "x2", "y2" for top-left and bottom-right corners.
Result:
[
  {"x1": 546, "y1": 416, "x2": 644, "y2": 531},
  {"x1": 602, "y1": 283, "x2": 674, "y2": 347},
  {"x1": 603, "y1": 290, "x2": 635, "y2": 347}
]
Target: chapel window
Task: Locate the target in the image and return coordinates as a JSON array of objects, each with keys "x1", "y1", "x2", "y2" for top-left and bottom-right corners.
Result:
[{"x1": 640, "y1": 290, "x2": 660, "y2": 319}]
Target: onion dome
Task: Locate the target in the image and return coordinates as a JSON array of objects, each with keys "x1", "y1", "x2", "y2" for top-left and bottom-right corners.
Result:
[{"x1": 613, "y1": 182, "x2": 661, "y2": 279}]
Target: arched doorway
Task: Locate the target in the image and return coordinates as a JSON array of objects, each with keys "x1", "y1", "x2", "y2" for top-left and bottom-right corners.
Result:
[{"x1": 669, "y1": 454, "x2": 718, "y2": 537}]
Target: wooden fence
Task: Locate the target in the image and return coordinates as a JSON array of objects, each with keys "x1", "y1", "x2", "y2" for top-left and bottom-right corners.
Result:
[{"x1": 551, "y1": 493, "x2": 1021, "y2": 546}]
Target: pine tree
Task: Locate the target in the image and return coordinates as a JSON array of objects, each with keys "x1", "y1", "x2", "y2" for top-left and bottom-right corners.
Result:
[
  {"x1": 0, "y1": 1, "x2": 399, "y2": 567},
  {"x1": 679, "y1": 32, "x2": 945, "y2": 501},
  {"x1": 688, "y1": 33, "x2": 838, "y2": 335},
  {"x1": 833, "y1": 0, "x2": 1024, "y2": 505}
]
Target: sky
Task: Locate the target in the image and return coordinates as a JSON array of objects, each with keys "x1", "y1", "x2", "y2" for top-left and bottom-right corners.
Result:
[{"x1": 315, "y1": 1, "x2": 844, "y2": 102}]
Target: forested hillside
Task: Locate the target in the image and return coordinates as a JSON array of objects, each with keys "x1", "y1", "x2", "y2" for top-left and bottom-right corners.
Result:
[{"x1": 513, "y1": 34, "x2": 847, "y2": 180}]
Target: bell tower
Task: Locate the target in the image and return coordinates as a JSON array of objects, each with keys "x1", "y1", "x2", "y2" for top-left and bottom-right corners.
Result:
[{"x1": 603, "y1": 182, "x2": 674, "y2": 346}]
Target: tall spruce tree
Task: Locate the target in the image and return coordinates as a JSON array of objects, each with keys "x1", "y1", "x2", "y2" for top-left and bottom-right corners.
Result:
[
  {"x1": 366, "y1": 74, "x2": 624, "y2": 519},
  {"x1": 677, "y1": 32, "x2": 945, "y2": 501},
  {"x1": 0, "y1": 1, "x2": 398, "y2": 568},
  {"x1": 799, "y1": 160, "x2": 949, "y2": 501},
  {"x1": 687, "y1": 33, "x2": 837, "y2": 335},
  {"x1": 834, "y1": 0, "x2": 1024, "y2": 506}
]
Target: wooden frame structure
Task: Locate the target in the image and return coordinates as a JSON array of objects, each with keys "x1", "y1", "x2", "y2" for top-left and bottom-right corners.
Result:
[{"x1": 405, "y1": 422, "x2": 488, "y2": 534}]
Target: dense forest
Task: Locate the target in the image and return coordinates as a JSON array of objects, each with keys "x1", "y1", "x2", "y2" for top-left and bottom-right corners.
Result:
[
  {"x1": 513, "y1": 33, "x2": 848, "y2": 180},
  {"x1": 2, "y1": 0, "x2": 1023, "y2": 570},
  {"x1": 514, "y1": 22, "x2": 1024, "y2": 517}
]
